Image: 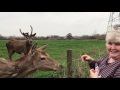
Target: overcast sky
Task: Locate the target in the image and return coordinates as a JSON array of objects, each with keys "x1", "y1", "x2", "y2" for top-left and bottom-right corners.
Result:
[{"x1": 0, "y1": 12, "x2": 110, "y2": 37}]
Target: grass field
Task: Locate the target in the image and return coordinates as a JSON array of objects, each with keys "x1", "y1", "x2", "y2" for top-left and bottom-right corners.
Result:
[{"x1": 0, "y1": 39, "x2": 107, "y2": 78}]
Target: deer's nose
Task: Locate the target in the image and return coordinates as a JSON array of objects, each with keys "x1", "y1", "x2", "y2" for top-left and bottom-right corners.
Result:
[{"x1": 29, "y1": 41, "x2": 32, "y2": 44}]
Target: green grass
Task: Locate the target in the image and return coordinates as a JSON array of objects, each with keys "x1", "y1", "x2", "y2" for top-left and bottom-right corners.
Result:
[{"x1": 0, "y1": 40, "x2": 106, "y2": 78}]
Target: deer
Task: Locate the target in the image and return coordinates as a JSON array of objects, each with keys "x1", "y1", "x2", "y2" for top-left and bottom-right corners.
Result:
[
  {"x1": 6, "y1": 25, "x2": 36, "y2": 60},
  {"x1": 0, "y1": 42, "x2": 63, "y2": 78}
]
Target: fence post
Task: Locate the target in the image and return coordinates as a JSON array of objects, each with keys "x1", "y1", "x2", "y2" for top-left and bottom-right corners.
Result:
[{"x1": 67, "y1": 49, "x2": 72, "y2": 78}]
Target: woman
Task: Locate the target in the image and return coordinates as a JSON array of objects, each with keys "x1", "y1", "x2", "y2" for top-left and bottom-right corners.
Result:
[{"x1": 81, "y1": 29, "x2": 120, "y2": 78}]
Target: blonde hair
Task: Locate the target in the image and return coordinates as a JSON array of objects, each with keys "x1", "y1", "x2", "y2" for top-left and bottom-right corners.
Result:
[{"x1": 106, "y1": 29, "x2": 120, "y2": 42}]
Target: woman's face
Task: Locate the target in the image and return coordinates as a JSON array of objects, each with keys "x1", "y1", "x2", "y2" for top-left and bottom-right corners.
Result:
[{"x1": 106, "y1": 41, "x2": 120, "y2": 60}]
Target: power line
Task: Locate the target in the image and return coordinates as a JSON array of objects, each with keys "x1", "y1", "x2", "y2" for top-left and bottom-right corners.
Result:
[{"x1": 107, "y1": 12, "x2": 120, "y2": 31}]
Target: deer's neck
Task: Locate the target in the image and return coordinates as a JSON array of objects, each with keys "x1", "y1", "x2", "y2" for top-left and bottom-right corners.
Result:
[
  {"x1": 15, "y1": 55, "x2": 37, "y2": 78},
  {"x1": 25, "y1": 42, "x2": 32, "y2": 54}
]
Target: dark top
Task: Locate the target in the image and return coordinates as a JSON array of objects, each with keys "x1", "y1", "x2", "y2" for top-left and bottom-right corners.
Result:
[{"x1": 89, "y1": 54, "x2": 120, "y2": 78}]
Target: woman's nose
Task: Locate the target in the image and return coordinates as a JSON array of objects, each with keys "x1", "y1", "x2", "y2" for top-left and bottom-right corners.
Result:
[{"x1": 111, "y1": 44, "x2": 116, "y2": 49}]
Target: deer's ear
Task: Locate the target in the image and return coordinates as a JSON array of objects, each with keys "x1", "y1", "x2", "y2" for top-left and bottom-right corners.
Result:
[
  {"x1": 32, "y1": 42, "x2": 38, "y2": 49},
  {"x1": 28, "y1": 42, "x2": 37, "y2": 55},
  {"x1": 38, "y1": 43, "x2": 49, "y2": 50}
]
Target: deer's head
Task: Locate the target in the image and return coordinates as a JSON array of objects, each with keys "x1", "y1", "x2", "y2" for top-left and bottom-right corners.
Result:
[
  {"x1": 19, "y1": 25, "x2": 36, "y2": 45},
  {"x1": 28, "y1": 42, "x2": 63, "y2": 71}
]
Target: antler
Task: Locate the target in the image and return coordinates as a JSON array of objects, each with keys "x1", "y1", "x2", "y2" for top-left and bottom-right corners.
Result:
[
  {"x1": 19, "y1": 25, "x2": 36, "y2": 38},
  {"x1": 19, "y1": 29, "x2": 29, "y2": 38},
  {"x1": 30, "y1": 25, "x2": 36, "y2": 37},
  {"x1": 30, "y1": 25, "x2": 33, "y2": 36}
]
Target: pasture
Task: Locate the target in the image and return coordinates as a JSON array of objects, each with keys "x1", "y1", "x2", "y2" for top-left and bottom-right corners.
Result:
[{"x1": 0, "y1": 40, "x2": 106, "y2": 78}]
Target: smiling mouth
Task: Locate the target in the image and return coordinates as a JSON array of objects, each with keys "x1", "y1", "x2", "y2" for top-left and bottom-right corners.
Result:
[{"x1": 110, "y1": 50, "x2": 118, "y2": 53}]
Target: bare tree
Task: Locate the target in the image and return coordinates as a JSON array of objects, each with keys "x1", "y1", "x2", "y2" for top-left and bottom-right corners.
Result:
[{"x1": 6, "y1": 25, "x2": 36, "y2": 60}]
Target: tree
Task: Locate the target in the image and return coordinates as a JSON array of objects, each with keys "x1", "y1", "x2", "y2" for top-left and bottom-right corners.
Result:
[{"x1": 66, "y1": 33, "x2": 72, "y2": 39}]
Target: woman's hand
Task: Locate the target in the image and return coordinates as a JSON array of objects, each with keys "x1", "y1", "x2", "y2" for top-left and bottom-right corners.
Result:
[
  {"x1": 90, "y1": 69, "x2": 99, "y2": 78},
  {"x1": 81, "y1": 54, "x2": 94, "y2": 62}
]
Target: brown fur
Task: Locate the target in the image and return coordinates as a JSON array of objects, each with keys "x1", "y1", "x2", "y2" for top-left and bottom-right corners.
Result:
[
  {"x1": 0, "y1": 43, "x2": 63, "y2": 78},
  {"x1": 6, "y1": 25, "x2": 36, "y2": 60}
]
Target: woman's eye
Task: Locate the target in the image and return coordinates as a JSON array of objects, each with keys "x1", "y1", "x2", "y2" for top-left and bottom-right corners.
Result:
[
  {"x1": 115, "y1": 43, "x2": 120, "y2": 46},
  {"x1": 108, "y1": 42, "x2": 112, "y2": 45}
]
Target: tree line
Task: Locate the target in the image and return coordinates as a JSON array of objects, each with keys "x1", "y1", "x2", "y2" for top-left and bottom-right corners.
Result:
[{"x1": 0, "y1": 33, "x2": 106, "y2": 40}]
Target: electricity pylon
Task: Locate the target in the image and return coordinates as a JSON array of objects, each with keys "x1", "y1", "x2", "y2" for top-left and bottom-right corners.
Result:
[{"x1": 107, "y1": 12, "x2": 120, "y2": 31}]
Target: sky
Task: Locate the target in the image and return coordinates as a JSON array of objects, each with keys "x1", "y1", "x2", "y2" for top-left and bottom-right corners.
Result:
[{"x1": 0, "y1": 12, "x2": 110, "y2": 37}]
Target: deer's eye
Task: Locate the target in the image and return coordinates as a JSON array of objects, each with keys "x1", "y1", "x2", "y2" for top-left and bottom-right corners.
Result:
[{"x1": 41, "y1": 57, "x2": 45, "y2": 60}]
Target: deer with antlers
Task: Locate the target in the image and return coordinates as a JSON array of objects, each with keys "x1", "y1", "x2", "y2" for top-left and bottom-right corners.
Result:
[
  {"x1": 0, "y1": 42, "x2": 63, "y2": 78},
  {"x1": 6, "y1": 25, "x2": 36, "y2": 60}
]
